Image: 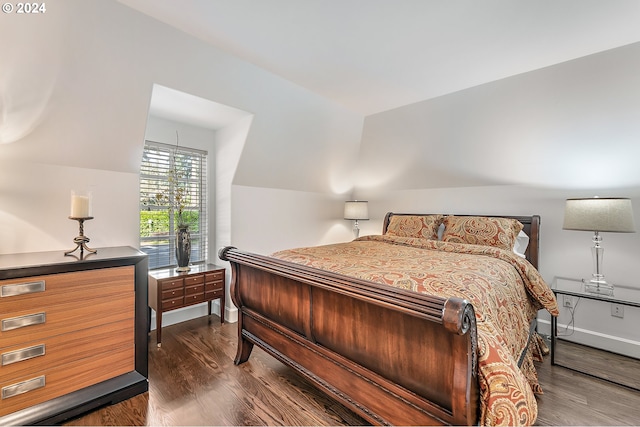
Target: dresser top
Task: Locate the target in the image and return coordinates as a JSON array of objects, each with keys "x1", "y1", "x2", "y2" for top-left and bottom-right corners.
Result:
[{"x1": 0, "y1": 246, "x2": 147, "y2": 279}]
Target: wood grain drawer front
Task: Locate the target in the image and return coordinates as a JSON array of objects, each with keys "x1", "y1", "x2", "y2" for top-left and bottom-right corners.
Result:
[
  {"x1": 161, "y1": 296, "x2": 184, "y2": 310},
  {"x1": 205, "y1": 281, "x2": 223, "y2": 292},
  {"x1": 0, "y1": 318, "x2": 133, "y2": 382},
  {"x1": 162, "y1": 278, "x2": 184, "y2": 290},
  {"x1": 0, "y1": 343, "x2": 134, "y2": 416},
  {"x1": 184, "y1": 275, "x2": 204, "y2": 286},
  {"x1": 185, "y1": 291, "x2": 205, "y2": 305},
  {"x1": 161, "y1": 286, "x2": 184, "y2": 301},
  {"x1": 0, "y1": 267, "x2": 134, "y2": 315},
  {"x1": 185, "y1": 283, "x2": 204, "y2": 296},
  {"x1": 205, "y1": 271, "x2": 224, "y2": 282},
  {"x1": 0, "y1": 292, "x2": 134, "y2": 350},
  {"x1": 205, "y1": 288, "x2": 224, "y2": 300}
]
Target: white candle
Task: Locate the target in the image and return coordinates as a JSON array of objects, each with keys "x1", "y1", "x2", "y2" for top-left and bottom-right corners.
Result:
[{"x1": 70, "y1": 192, "x2": 91, "y2": 218}]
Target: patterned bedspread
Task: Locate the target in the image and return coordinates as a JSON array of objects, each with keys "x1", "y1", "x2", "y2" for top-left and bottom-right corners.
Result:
[{"x1": 272, "y1": 235, "x2": 559, "y2": 426}]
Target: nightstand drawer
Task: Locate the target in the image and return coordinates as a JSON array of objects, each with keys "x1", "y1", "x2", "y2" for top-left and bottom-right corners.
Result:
[
  {"x1": 185, "y1": 284, "x2": 204, "y2": 295},
  {"x1": 162, "y1": 287, "x2": 184, "y2": 300},
  {"x1": 185, "y1": 293, "x2": 204, "y2": 304},
  {"x1": 162, "y1": 296, "x2": 184, "y2": 310},
  {"x1": 162, "y1": 278, "x2": 184, "y2": 290},
  {"x1": 205, "y1": 288, "x2": 223, "y2": 300},
  {"x1": 184, "y1": 275, "x2": 204, "y2": 286},
  {"x1": 205, "y1": 271, "x2": 224, "y2": 282},
  {"x1": 205, "y1": 281, "x2": 223, "y2": 292}
]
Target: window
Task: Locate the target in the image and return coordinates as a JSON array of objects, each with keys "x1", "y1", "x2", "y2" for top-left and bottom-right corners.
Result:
[{"x1": 140, "y1": 140, "x2": 207, "y2": 270}]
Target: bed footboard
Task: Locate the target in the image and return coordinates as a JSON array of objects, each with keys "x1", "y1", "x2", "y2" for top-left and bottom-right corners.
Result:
[{"x1": 219, "y1": 246, "x2": 479, "y2": 426}]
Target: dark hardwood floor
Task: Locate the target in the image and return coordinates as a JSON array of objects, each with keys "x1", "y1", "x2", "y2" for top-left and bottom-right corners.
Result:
[
  {"x1": 535, "y1": 340, "x2": 640, "y2": 426},
  {"x1": 65, "y1": 315, "x2": 640, "y2": 426}
]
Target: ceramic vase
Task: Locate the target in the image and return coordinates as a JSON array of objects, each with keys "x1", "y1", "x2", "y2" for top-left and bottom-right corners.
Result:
[{"x1": 175, "y1": 226, "x2": 191, "y2": 271}]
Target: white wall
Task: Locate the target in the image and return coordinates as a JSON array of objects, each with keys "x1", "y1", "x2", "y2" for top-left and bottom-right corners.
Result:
[
  {"x1": 356, "y1": 42, "x2": 640, "y2": 192},
  {"x1": 0, "y1": 161, "x2": 139, "y2": 254},
  {"x1": 230, "y1": 185, "x2": 356, "y2": 256}
]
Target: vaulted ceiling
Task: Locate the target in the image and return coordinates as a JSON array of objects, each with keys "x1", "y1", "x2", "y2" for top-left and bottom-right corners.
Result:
[{"x1": 119, "y1": 0, "x2": 640, "y2": 115}]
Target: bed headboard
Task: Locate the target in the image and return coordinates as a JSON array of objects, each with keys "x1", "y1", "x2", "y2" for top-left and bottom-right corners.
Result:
[{"x1": 382, "y1": 213, "x2": 541, "y2": 270}]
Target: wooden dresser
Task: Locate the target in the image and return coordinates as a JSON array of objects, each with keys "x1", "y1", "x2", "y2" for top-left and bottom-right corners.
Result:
[
  {"x1": 148, "y1": 264, "x2": 225, "y2": 347},
  {"x1": 0, "y1": 247, "x2": 148, "y2": 425}
]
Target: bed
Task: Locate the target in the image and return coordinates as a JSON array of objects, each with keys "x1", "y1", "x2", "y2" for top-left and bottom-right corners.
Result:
[{"x1": 219, "y1": 213, "x2": 559, "y2": 426}]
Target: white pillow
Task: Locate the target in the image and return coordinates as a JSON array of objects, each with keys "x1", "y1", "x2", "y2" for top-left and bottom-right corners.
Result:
[{"x1": 512, "y1": 230, "x2": 529, "y2": 258}]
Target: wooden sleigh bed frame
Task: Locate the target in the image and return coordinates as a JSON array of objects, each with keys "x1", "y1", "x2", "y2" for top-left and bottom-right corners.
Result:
[{"x1": 219, "y1": 213, "x2": 541, "y2": 426}]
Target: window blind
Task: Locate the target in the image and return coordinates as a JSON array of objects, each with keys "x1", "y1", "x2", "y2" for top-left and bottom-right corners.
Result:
[{"x1": 140, "y1": 140, "x2": 207, "y2": 270}]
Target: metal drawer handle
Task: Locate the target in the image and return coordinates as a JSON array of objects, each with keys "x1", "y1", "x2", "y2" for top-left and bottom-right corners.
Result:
[
  {"x1": 2, "y1": 376, "x2": 46, "y2": 399},
  {"x1": 1, "y1": 312, "x2": 46, "y2": 332},
  {"x1": 2, "y1": 344, "x2": 46, "y2": 366},
  {"x1": 1, "y1": 280, "x2": 45, "y2": 298}
]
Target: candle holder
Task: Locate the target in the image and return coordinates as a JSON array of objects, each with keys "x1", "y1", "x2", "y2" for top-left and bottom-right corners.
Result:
[{"x1": 65, "y1": 216, "x2": 97, "y2": 257}]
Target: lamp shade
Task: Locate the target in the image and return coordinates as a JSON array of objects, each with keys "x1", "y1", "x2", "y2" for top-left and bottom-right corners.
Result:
[
  {"x1": 563, "y1": 198, "x2": 636, "y2": 233},
  {"x1": 344, "y1": 201, "x2": 369, "y2": 220}
]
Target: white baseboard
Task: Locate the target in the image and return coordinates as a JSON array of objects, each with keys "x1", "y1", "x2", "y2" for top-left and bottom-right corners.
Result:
[
  {"x1": 537, "y1": 318, "x2": 640, "y2": 358},
  {"x1": 150, "y1": 301, "x2": 238, "y2": 330}
]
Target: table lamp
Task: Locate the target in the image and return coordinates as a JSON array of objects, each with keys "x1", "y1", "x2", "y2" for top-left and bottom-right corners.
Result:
[
  {"x1": 563, "y1": 197, "x2": 635, "y2": 295},
  {"x1": 344, "y1": 200, "x2": 369, "y2": 238}
]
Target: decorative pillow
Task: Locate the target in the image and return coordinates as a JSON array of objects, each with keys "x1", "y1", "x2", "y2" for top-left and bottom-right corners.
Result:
[
  {"x1": 442, "y1": 216, "x2": 524, "y2": 251},
  {"x1": 386, "y1": 215, "x2": 444, "y2": 240}
]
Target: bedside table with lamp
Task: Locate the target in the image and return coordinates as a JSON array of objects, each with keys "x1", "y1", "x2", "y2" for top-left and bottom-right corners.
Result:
[{"x1": 551, "y1": 197, "x2": 639, "y2": 390}]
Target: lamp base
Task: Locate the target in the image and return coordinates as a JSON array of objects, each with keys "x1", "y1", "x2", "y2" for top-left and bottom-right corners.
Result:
[{"x1": 584, "y1": 279, "x2": 614, "y2": 296}]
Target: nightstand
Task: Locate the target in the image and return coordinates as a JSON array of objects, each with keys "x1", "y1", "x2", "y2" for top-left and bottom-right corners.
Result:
[
  {"x1": 551, "y1": 276, "x2": 640, "y2": 390},
  {"x1": 148, "y1": 264, "x2": 225, "y2": 347}
]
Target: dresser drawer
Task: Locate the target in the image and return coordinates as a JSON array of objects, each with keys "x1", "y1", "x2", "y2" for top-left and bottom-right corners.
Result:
[
  {"x1": 0, "y1": 318, "x2": 133, "y2": 382},
  {"x1": 0, "y1": 344, "x2": 134, "y2": 416},
  {"x1": 0, "y1": 267, "x2": 134, "y2": 316},
  {"x1": 0, "y1": 293, "x2": 134, "y2": 350}
]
